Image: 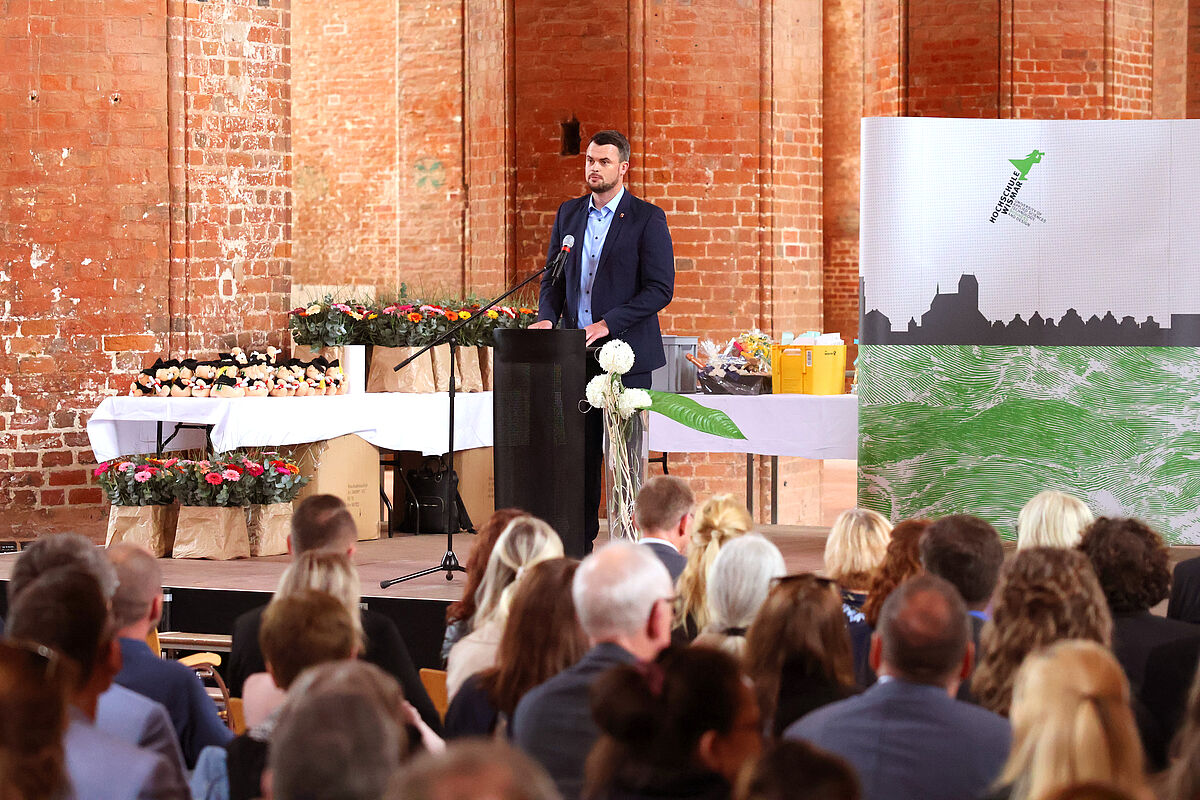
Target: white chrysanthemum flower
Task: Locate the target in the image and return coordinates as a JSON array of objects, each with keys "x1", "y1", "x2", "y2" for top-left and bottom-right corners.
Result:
[
  {"x1": 616, "y1": 388, "x2": 651, "y2": 419},
  {"x1": 598, "y1": 340, "x2": 635, "y2": 375},
  {"x1": 585, "y1": 375, "x2": 610, "y2": 410}
]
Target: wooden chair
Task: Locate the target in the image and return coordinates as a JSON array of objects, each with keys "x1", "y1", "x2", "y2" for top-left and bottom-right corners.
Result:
[
  {"x1": 146, "y1": 629, "x2": 237, "y2": 731},
  {"x1": 420, "y1": 668, "x2": 449, "y2": 720}
]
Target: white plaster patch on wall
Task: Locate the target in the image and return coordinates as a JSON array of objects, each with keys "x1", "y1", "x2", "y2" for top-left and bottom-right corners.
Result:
[
  {"x1": 2, "y1": 378, "x2": 13, "y2": 397},
  {"x1": 30, "y1": 244, "x2": 52, "y2": 270},
  {"x1": 82, "y1": 258, "x2": 92, "y2": 266},
  {"x1": 51, "y1": 287, "x2": 62, "y2": 302},
  {"x1": 218, "y1": 267, "x2": 238, "y2": 300},
  {"x1": 60, "y1": 148, "x2": 70, "y2": 162},
  {"x1": 0, "y1": 271, "x2": 9, "y2": 282}
]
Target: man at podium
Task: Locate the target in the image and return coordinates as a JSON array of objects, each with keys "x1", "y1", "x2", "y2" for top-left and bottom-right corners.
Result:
[{"x1": 529, "y1": 129, "x2": 675, "y2": 552}]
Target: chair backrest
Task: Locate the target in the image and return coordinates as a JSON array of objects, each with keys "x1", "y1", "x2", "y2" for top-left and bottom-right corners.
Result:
[
  {"x1": 226, "y1": 697, "x2": 247, "y2": 735},
  {"x1": 419, "y1": 668, "x2": 448, "y2": 720},
  {"x1": 145, "y1": 628, "x2": 162, "y2": 656}
]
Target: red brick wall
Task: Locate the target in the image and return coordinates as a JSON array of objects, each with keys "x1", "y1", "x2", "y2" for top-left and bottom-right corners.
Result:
[{"x1": 1153, "y1": 0, "x2": 1187, "y2": 118}]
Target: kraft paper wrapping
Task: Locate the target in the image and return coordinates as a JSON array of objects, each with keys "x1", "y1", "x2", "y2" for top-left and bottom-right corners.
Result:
[
  {"x1": 105, "y1": 505, "x2": 178, "y2": 558},
  {"x1": 367, "y1": 347, "x2": 437, "y2": 393},
  {"x1": 456, "y1": 347, "x2": 484, "y2": 393},
  {"x1": 479, "y1": 346, "x2": 493, "y2": 391},
  {"x1": 430, "y1": 344, "x2": 452, "y2": 392},
  {"x1": 172, "y1": 506, "x2": 251, "y2": 560},
  {"x1": 248, "y1": 503, "x2": 291, "y2": 557}
]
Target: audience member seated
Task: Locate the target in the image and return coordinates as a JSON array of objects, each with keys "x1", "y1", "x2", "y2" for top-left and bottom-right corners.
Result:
[
  {"x1": 1167, "y1": 555, "x2": 1200, "y2": 624},
  {"x1": 988, "y1": 640, "x2": 1149, "y2": 800},
  {"x1": 584, "y1": 645, "x2": 762, "y2": 800},
  {"x1": 8, "y1": 533, "x2": 189, "y2": 790},
  {"x1": 744, "y1": 573, "x2": 856, "y2": 736},
  {"x1": 635, "y1": 475, "x2": 695, "y2": 582},
  {"x1": 823, "y1": 509, "x2": 891, "y2": 624},
  {"x1": 784, "y1": 575, "x2": 1011, "y2": 800},
  {"x1": 442, "y1": 508, "x2": 528, "y2": 663},
  {"x1": 918, "y1": 514, "x2": 1004, "y2": 699},
  {"x1": 972, "y1": 548, "x2": 1112, "y2": 717},
  {"x1": 389, "y1": 739, "x2": 561, "y2": 800},
  {"x1": 513, "y1": 542, "x2": 675, "y2": 800},
  {"x1": 734, "y1": 740, "x2": 861, "y2": 800},
  {"x1": 266, "y1": 661, "x2": 413, "y2": 800},
  {"x1": 191, "y1": 589, "x2": 358, "y2": 800},
  {"x1": 677, "y1": 495, "x2": 754, "y2": 639},
  {"x1": 1039, "y1": 786, "x2": 1140, "y2": 800},
  {"x1": 107, "y1": 542, "x2": 233, "y2": 768},
  {"x1": 1016, "y1": 490, "x2": 1094, "y2": 550},
  {"x1": 1159, "y1": 661, "x2": 1200, "y2": 800},
  {"x1": 8, "y1": 567, "x2": 188, "y2": 800},
  {"x1": 1080, "y1": 517, "x2": 1200, "y2": 751},
  {"x1": 226, "y1": 494, "x2": 440, "y2": 731},
  {"x1": 693, "y1": 534, "x2": 785, "y2": 659},
  {"x1": 446, "y1": 516, "x2": 564, "y2": 700},
  {"x1": 849, "y1": 519, "x2": 930, "y2": 688},
  {"x1": 0, "y1": 638, "x2": 73, "y2": 800},
  {"x1": 444, "y1": 558, "x2": 586, "y2": 739}
]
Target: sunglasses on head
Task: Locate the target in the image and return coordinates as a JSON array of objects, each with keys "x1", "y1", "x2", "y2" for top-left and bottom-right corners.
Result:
[
  {"x1": 0, "y1": 639, "x2": 65, "y2": 681},
  {"x1": 771, "y1": 573, "x2": 839, "y2": 590}
]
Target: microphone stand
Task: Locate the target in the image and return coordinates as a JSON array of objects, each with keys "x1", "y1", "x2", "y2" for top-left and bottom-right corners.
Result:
[{"x1": 380, "y1": 249, "x2": 569, "y2": 587}]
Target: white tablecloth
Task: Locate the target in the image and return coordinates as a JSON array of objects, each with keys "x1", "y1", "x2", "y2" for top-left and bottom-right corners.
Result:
[
  {"x1": 647, "y1": 393, "x2": 858, "y2": 459},
  {"x1": 86, "y1": 393, "x2": 495, "y2": 462}
]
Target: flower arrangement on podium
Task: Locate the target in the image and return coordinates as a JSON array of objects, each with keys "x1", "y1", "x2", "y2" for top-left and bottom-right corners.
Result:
[
  {"x1": 171, "y1": 457, "x2": 254, "y2": 560},
  {"x1": 242, "y1": 454, "x2": 308, "y2": 557},
  {"x1": 95, "y1": 456, "x2": 180, "y2": 557},
  {"x1": 587, "y1": 340, "x2": 746, "y2": 541}
]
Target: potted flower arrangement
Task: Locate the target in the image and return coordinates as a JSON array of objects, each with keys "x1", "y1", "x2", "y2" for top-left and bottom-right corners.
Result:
[
  {"x1": 289, "y1": 295, "x2": 369, "y2": 393},
  {"x1": 242, "y1": 453, "x2": 308, "y2": 557},
  {"x1": 171, "y1": 457, "x2": 252, "y2": 559},
  {"x1": 365, "y1": 302, "x2": 439, "y2": 393},
  {"x1": 95, "y1": 456, "x2": 180, "y2": 556}
]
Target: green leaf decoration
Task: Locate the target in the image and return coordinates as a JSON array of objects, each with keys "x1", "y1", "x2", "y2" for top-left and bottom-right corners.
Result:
[{"x1": 646, "y1": 389, "x2": 746, "y2": 439}]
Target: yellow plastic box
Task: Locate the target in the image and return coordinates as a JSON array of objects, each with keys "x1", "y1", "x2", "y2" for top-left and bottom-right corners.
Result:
[{"x1": 771, "y1": 344, "x2": 847, "y2": 395}]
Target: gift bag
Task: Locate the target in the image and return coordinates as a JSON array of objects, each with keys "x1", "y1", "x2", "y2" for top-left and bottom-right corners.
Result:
[
  {"x1": 479, "y1": 346, "x2": 493, "y2": 391},
  {"x1": 367, "y1": 346, "x2": 437, "y2": 393},
  {"x1": 456, "y1": 347, "x2": 484, "y2": 392},
  {"x1": 105, "y1": 505, "x2": 178, "y2": 558},
  {"x1": 248, "y1": 503, "x2": 291, "y2": 557},
  {"x1": 430, "y1": 344, "x2": 453, "y2": 392},
  {"x1": 172, "y1": 506, "x2": 251, "y2": 560}
]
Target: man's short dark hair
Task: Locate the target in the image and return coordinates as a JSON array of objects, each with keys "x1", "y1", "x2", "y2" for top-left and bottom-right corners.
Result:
[
  {"x1": 589, "y1": 130, "x2": 630, "y2": 163},
  {"x1": 291, "y1": 494, "x2": 357, "y2": 554},
  {"x1": 7, "y1": 567, "x2": 111, "y2": 686},
  {"x1": 634, "y1": 476, "x2": 693, "y2": 534},
  {"x1": 920, "y1": 514, "x2": 1004, "y2": 605},
  {"x1": 1079, "y1": 516, "x2": 1171, "y2": 613},
  {"x1": 876, "y1": 574, "x2": 969, "y2": 685}
]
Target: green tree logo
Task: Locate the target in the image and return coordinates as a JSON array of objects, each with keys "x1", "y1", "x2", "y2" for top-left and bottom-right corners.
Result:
[{"x1": 1009, "y1": 150, "x2": 1044, "y2": 180}]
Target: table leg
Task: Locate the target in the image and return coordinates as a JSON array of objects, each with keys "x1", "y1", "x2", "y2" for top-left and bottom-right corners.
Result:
[
  {"x1": 746, "y1": 454, "x2": 754, "y2": 516},
  {"x1": 771, "y1": 455, "x2": 778, "y2": 524}
]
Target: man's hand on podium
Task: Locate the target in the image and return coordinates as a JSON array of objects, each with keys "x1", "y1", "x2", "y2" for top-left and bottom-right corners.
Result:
[
  {"x1": 528, "y1": 320, "x2": 553, "y2": 330},
  {"x1": 584, "y1": 319, "x2": 609, "y2": 345}
]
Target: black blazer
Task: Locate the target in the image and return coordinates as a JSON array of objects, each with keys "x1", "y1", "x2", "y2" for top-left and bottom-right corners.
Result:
[
  {"x1": 537, "y1": 190, "x2": 674, "y2": 375},
  {"x1": 641, "y1": 540, "x2": 686, "y2": 582}
]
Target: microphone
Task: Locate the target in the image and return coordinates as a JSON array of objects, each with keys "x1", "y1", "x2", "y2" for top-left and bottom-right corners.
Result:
[{"x1": 548, "y1": 234, "x2": 574, "y2": 284}]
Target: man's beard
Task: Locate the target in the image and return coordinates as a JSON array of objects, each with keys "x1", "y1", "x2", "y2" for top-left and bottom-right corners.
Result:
[{"x1": 587, "y1": 176, "x2": 618, "y2": 195}]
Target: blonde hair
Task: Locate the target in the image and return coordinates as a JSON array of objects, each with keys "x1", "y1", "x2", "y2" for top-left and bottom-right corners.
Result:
[
  {"x1": 276, "y1": 551, "x2": 364, "y2": 645},
  {"x1": 676, "y1": 495, "x2": 753, "y2": 632},
  {"x1": 1017, "y1": 491, "x2": 1094, "y2": 550},
  {"x1": 999, "y1": 640, "x2": 1146, "y2": 800},
  {"x1": 823, "y1": 508, "x2": 891, "y2": 590},
  {"x1": 472, "y1": 516, "x2": 563, "y2": 627}
]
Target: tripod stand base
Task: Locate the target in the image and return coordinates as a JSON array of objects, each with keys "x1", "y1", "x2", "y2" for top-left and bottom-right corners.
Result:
[{"x1": 379, "y1": 549, "x2": 466, "y2": 587}]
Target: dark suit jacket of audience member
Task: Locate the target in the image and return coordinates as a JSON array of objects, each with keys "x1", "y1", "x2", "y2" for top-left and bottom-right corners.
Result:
[
  {"x1": 226, "y1": 603, "x2": 442, "y2": 733},
  {"x1": 512, "y1": 641, "x2": 638, "y2": 800},
  {"x1": 845, "y1": 615, "x2": 983, "y2": 703},
  {"x1": 641, "y1": 540, "x2": 686, "y2": 583},
  {"x1": 1169, "y1": 556, "x2": 1200, "y2": 623},
  {"x1": 443, "y1": 671, "x2": 501, "y2": 739},
  {"x1": 115, "y1": 636, "x2": 234, "y2": 768},
  {"x1": 1113, "y1": 610, "x2": 1200, "y2": 759},
  {"x1": 784, "y1": 679, "x2": 1011, "y2": 800},
  {"x1": 773, "y1": 669, "x2": 854, "y2": 737}
]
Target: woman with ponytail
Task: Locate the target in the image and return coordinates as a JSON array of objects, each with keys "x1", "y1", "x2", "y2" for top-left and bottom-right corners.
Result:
[{"x1": 676, "y1": 496, "x2": 754, "y2": 639}]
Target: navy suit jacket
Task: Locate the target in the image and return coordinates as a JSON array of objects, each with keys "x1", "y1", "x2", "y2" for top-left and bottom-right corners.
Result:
[
  {"x1": 641, "y1": 540, "x2": 686, "y2": 582},
  {"x1": 784, "y1": 679, "x2": 1011, "y2": 800},
  {"x1": 537, "y1": 190, "x2": 674, "y2": 375}
]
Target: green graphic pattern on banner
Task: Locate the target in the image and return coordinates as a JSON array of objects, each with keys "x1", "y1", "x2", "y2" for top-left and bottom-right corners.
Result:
[{"x1": 858, "y1": 345, "x2": 1200, "y2": 544}]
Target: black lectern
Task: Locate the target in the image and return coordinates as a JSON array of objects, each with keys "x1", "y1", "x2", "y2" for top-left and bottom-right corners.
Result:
[{"x1": 493, "y1": 328, "x2": 587, "y2": 558}]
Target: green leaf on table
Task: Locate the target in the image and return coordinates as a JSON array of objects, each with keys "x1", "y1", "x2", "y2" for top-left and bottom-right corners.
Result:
[{"x1": 646, "y1": 389, "x2": 746, "y2": 439}]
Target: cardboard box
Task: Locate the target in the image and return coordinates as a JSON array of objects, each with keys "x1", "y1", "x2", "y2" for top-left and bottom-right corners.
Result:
[{"x1": 293, "y1": 434, "x2": 381, "y2": 540}]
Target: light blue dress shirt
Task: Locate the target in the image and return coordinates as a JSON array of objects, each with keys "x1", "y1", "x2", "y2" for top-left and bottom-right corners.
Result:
[{"x1": 578, "y1": 187, "x2": 624, "y2": 327}]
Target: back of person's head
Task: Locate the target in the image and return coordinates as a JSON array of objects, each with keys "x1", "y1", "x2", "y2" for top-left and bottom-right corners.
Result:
[
  {"x1": 473, "y1": 516, "x2": 563, "y2": 627},
  {"x1": 587, "y1": 645, "x2": 760, "y2": 790},
  {"x1": 259, "y1": 590, "x2": 359, "y2": 690},
  {"x1": 106, "y1": 543, "x2": 162, "y2": 630},
  {"x1": 1017, "y1": 491, "x2": 1094, "y2": 550},
  {"x1": 446, "y1": 508, "x2": 527, "y2": 626},
  {"x1": 744, "y1": 574, "x2": 853, "y2": 732},
  {"x1": 573, "y1": 541, "x2": 673, "y2": 641},
  {"x1": 1000, "y1": 640, "x2": 1145, "y2": 800},
  {"x1": 388, "y1": 739, "x2": 560, "y2": 800},
  {"x1": 7, "y1": 567, "x2": 112, "y2": 689},
  {"x1": 919, "y1": 514, "x2": 1004, "y2": 606},
  {"x1": 973, "y1": 548, "x2": 1111, "y2": 716},
  {"x1": 275, "y1": 550, "x2": 364, "y2": 643},
  {"x1": 875, "y1": 574, "x2": 969, "y2": 687},
  {"x1": 1161, "y1": 656, "x2": 1200, "y2": 800},
  {"x1": 0, "y1": 639, "x2": 74, "y2": 800},
  {"x1": 678, "y1": 495, "x2": 753, "y2": 631},
  {"x1": 1078, "y1": 516, "x2": 1170, "y2": 613},
  {"x1": 8, "y1": 533, "x2": 117, "y2": 603},
  {"x1": 862, "y1": 518, "x2": 930, "y2": 627},
  {"x1": 701, "y1": 535, "x2": 786, "y2": 657},
  {"x1": 269, "y1": 661, "x2": 408, "y2": 800},
  {"x1": 735, "y1": 740, "x2": 861, "y2": 800},
  {"x1": 823, "y1": 508, "x2": 891, "y2": 590},
  {"x1": 635, "y1": 476, "x2": 694, "y2": 534},
  {"x1": 483, "y1": 558, "x2": 587, "y2": 717},
  {"x1": 290, "y1": 493, "x2": 357, "y2": 554},
  {"x1": 1037, "y1": 784, "x2": 1139, "y2": 800}
]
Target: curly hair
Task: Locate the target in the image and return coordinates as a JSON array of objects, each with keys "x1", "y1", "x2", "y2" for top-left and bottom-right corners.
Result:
[
  {"x1": 676, "y1": 495, "x2": 753, "y2": 632},
  {"x1": 972, "y1": 548, "x2": 1112, "y2": 716},
  {"x1": 861, "y1": 519, "x2": 930, "y2": 628},
  {"x1": 1078, "y1": 516, "x2": 1171, "y2": 613}
]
